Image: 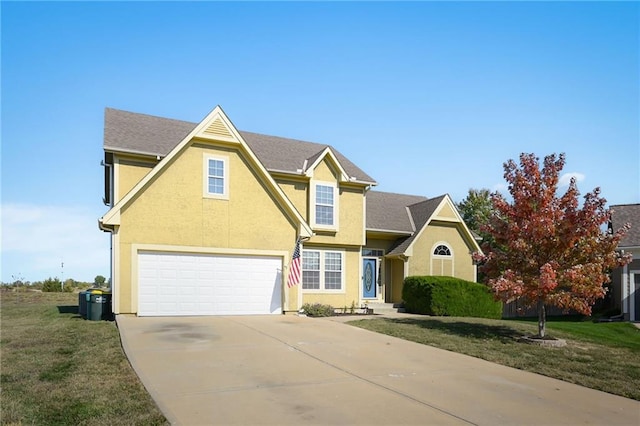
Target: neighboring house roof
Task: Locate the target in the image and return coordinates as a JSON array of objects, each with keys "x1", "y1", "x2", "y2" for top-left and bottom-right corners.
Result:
[
  {"x1": 104, "y1": 108, "x2": 376, "y2": 184},
  {"x1": 610, "y1": 204, "x2": 640, "y2": 248}
]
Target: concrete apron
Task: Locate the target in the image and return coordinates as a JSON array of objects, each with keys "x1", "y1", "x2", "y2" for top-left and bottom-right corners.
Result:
[{"x1": 116, "y1": 315, "x2": 640, "y2": 425}]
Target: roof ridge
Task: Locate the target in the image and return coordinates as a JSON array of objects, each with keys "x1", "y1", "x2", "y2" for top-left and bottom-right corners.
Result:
[
  {"x1": 369, "y1": 189, "x2": 429, "y2": 198},
  {"x1": 105, "y1": 107, "x2": 377, "y2": 183},
  {"x1": 106, "y1": 107, "x2": 197, "y2": 126},
  {"x1": 240, "y1": 129, "x2": 336, "y2": 150},
  {"x1": 406, "y1": 194, "x2": 447, "y2": 208},
  {"x1": 107, "y1": 108, "x2": 343, "y2": 151}
]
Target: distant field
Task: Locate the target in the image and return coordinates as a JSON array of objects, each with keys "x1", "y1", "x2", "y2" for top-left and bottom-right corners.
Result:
[
  {"x1": 1, "y1": 290, "x2": 167, "y2": 425},
  {"x1": 349, "y1": 315, "x2": 640, "y2": 400}
]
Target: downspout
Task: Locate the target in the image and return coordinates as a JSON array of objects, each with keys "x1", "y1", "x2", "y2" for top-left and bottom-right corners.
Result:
[{"x1": 99, "y1": 220, "x2": 116, "y2": 315}]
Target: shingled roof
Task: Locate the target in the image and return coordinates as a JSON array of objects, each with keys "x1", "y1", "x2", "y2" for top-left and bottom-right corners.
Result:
[
  {"x1": 104, "y1": 108, "x2": 375, "y2": 183},
  {"x1": 366, "y1": 191, "x2": 428, "y2": 233},
  {"x1": 610, "y1": 204, "x2": 640, "y2": 248},
  {"x1": 387, "y1": 195, "x2": 448, "y2": 255}
]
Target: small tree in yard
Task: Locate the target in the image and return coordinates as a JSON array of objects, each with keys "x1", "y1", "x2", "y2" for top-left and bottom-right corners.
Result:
[
  {"x1": 94, "y1": 275, "x2": 107, "y2": 287},
  {"x1": 475, "y1": 153, "x2": 631, "y2": 338},
  {"x1": 42, "y1": 277, "x2": 64, "y2": 292},
  {"x1": 458, "y1": 188, "x2": 494, "y2": 238}
]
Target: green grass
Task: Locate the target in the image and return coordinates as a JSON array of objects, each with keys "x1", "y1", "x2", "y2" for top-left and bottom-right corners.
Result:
[
  {"x1": 348, "y1": 315, "x2": 640, "y2": 400},
  {"x1": 1, "y1": 290, "x2": 168, "y2": 425},
  {"x1": 511, "y1": 316, "x2": 640, "y2": 350}
]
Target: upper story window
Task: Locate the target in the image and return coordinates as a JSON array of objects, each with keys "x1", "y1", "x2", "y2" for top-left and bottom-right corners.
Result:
[
  {"x1": 311, "y1": 181, "x2": 338, "y2": 230},
  {"x1": 433, "y1": 244, "x2": 452, "y2": 256},
  {"x1": 203, "y1": 154, "x2": 229, "y2": 199},
  {"x1": 316, "y1": 185, "x2": 334, "y2": 224}
]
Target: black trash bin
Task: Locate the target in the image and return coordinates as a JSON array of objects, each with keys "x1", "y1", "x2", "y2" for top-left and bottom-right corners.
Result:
[
  {"x1": 78, "y1": 291, "x2": 87, "y2": 318},
  {"x1": 86, "y1": 290, "x2": 113, "y2": 321}
]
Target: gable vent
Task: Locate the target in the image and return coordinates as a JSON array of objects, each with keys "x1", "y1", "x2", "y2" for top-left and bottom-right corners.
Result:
[{"x1": 203, "y1": 118, "x2": 233, "y2": 138}]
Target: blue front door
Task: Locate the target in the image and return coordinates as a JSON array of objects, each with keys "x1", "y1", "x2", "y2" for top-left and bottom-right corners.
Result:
[{"x1": 362, "y1": 258, "x2": 376, "y2": 299}]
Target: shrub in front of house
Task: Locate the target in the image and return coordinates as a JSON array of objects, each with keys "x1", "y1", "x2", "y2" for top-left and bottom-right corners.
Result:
[
  {"x1": 301, "y1": 303, "x2": 335, "y2": 317},
  {"x1": 402, "y1": 276, "x2": 502, "y2": 319}
]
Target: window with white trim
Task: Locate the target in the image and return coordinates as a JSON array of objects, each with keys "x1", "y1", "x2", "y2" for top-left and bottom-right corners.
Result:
[
  {"x1": 316, "y1": 184, "x2": 334, "y2": 225},
  {"x1": 433, "y1": 244, "x2": 452, "y2": 256},
  {"x1": 203, "y1": 154, "x2": 229, "y2": 199},
  {"x1": 302, "y1": 249, "x2": 343, "y2": 291},
  {"x1": 302, "y1": 251, "x2": 320, "y2": 290},
  {"x1": 310, "y1": 181, "x2": 338, "y2": 230},
  {"x1": 362, "y1": 248, "x2": 384, "y2": 257}
]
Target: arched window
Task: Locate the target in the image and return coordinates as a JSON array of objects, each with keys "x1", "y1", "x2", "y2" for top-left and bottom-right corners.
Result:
[{"x1": 433, "y1": 244, "x2": 451, "y2": 256}]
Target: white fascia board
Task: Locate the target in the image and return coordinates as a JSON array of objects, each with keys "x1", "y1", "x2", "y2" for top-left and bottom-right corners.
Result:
[
  {"x1": 103, "y1": 146, "x2": 164, "y2": 159},
  {"x1": 442, "y1": 194, "x2": 483, "y2": 254},
  {"x1": 406, "y1": 206, "x2": 417, "y2": 232},
  {"x1": 304, "y1": 147, "x2": 350, "y2": 182}
]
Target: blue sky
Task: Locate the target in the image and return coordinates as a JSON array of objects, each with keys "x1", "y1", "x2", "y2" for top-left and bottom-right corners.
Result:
[{"x1": 2, "y1": 1, "x2": 638, "y2": 283}]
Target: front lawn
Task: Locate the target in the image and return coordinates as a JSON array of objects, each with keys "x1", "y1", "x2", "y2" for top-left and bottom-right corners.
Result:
[
  {"x1": 348, "y1": 315, "x2": 640, "y2": 400},
  {"x1": 0, "y1": 290, "x2": 168, "y2": 425}
]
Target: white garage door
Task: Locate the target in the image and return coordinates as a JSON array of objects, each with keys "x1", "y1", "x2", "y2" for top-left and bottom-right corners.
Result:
[{"x1": 138, "y1": 251, "x2": 283, "y2": 316}]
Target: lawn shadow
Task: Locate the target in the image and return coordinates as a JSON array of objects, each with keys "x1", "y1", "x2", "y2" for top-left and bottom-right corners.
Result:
[
  {"x1": 57, "y1": 305, "x2": 79, "y2": 315},
  {"x1": 384, "y1": 317, "x2": 526, "y2": 342}
]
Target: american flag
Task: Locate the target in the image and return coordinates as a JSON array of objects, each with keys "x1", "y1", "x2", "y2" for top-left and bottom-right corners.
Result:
[{"x1": 287, "y1": 237, "x2": 302, "y2": 288}]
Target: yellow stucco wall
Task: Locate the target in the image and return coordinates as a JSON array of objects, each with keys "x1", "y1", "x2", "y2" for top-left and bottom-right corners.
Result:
[
  {"x1": 390, "y1": 258, "x2": 405, "y2": 303},
  {"x1": 116, "y1": 158, "x2": 155, "y2": 202},
  {"x1": 312, "y1": 159, "x2": 339, "y2": 181},
  {"x1": 364, "y1": 238, "x2": 396, "y2": 252},
  {"x1": 435, "y1": 202, "x2": 458, "y2": 220},
  {"x1": 408, "y1": 221, "x2": 476, "y2": 281},
  {"x1": 276, "y1": 178, "x2": 308, "y2": 218},
  {"x1": 116, "y1": 143, "x2": 299, "y2": 313}
]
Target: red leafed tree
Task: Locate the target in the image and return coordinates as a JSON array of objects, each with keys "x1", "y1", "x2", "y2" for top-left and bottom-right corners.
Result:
[{"x1": 476, "y1": 153, "x2": 631, "y2": 338}]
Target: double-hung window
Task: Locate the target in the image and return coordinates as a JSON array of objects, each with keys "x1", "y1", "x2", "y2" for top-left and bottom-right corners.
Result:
[
  {"x1": 311, "y1": 181, "x2": 338, "y2": 230},
  {"x1": 302, "y1": 249, "x2": 343, "y2": 291},
  {"x1": 203, "y1": 154, "x2": 229, "y2": 199}
]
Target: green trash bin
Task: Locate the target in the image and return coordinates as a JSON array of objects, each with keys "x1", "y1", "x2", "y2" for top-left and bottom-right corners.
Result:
[
  {"x1": 79, "y1": 288, "x2": 103, "y2": 319},
  {"x1": 87, "y1": 290, "x2": 112, "y2": 321}
]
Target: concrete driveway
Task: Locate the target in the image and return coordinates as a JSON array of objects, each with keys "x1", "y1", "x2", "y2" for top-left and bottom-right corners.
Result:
[{"x1": 116, "y1": 314, "x2": 639, "y2": 425}]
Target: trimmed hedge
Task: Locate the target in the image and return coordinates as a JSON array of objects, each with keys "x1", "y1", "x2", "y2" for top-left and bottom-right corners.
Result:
[{"x1": 402, "y1": 276, "x2": 502, "y2": 319}]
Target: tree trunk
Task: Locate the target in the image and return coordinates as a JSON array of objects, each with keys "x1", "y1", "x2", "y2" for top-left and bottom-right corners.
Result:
[{"x1": 537, "y1": 300, "x2": 546, "y2": 338}]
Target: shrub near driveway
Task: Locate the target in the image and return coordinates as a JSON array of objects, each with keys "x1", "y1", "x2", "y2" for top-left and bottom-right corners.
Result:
[
  {"x1": 349, "y1": 316, "x2": 640, "y2": 401},
  {"x1": 0, "y1": 290, "x2": 167, "y2": 425}
]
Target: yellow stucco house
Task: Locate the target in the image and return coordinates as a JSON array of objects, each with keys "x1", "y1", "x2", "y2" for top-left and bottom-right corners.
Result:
[{"x1": 99, "y1": 106, "x2": 481, "y2": 316}]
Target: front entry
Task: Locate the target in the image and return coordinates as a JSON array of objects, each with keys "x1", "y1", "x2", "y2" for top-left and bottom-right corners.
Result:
[{"x1": 362, "y1": 258, "x2": 377, "y2": 299}]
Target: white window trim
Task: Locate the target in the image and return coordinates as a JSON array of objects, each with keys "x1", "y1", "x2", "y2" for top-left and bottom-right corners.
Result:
[
  {"x1": 203, "y1": 153, "x2": 229, "y2": 200},
  {"x1": 310, "y1": 180, "x2": 339, "y2": 231},
  {"x1": 362, "y1": 248, "x2": 385, "y2": 257},
  {"x1": 301, "y1": 248, "x2": 345, "y2": 293},
  {"x1": 432, "y1": 242, "x2": 453, "y2": 258}
]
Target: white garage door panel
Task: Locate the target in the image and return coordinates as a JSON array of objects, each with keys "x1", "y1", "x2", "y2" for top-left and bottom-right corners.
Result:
[{"x1": 138, "y1": 252, "x2": 282, "y2": 316}]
